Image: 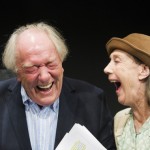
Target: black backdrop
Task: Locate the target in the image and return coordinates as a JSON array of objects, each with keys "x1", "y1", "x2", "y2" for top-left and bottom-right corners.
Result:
[{"x1": 0, "y1": 1, "x2": 149, "y2": 115}]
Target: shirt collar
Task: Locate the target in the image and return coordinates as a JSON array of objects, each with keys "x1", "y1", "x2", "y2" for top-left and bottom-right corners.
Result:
[{"x1": 21, "y1": 85, "x2": 59, "y2": 112}]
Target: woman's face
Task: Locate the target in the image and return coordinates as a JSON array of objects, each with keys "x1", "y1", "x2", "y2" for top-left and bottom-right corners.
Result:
[{"x1": 104, "y1": 49, "x2": 144, "y2": 106}]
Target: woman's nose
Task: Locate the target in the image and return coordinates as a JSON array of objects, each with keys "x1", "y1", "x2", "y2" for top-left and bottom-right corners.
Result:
[{"x1": 104, "y1": 63, "x2": 112, "y2": 75}]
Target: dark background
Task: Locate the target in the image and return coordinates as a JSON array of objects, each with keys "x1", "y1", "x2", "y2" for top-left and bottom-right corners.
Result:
[{"x1": 0, "y1": 0, "x2": 149, "y2": 115}]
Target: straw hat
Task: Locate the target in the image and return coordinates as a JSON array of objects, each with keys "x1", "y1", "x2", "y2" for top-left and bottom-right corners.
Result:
[{"x1": 106, "y1": 33, "x2": 150, "y2": 66}]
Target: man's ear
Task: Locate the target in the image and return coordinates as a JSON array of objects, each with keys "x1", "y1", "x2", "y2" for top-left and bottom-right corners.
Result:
[{"x1": 138, "y1": 64, "x2": 150, "y2": 80}]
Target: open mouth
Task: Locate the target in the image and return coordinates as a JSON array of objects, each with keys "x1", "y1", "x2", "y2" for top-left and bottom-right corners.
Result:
[
  {"x1": 113, "y1": 82, "x2": 121, "y2": 90},
  {"x1": 37, "y1": 82, "x2": 54, "y2": 91}
]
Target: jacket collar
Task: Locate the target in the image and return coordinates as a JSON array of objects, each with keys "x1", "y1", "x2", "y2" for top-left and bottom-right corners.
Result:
[{"x1": 5, "y1": 78, "x2": 32, "y2": 150}]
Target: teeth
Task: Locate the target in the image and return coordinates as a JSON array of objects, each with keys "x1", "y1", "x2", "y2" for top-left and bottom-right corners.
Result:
[
  {"x1": 38, "y1": 83, "x2": 52, "y2": 89},
  {"x1": 111, "y1": 81, "x2": 117, "y2": 83}
]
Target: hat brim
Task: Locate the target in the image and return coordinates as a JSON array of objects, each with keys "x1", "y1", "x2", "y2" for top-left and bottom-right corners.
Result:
[{"x1": 106, "y1": 37, "x2": 150, "y2": 66}]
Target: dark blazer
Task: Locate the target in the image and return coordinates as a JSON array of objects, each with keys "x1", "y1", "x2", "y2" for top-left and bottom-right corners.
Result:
[{"x1": 0, "y1": 77, "x2": 116, "y2": 150}]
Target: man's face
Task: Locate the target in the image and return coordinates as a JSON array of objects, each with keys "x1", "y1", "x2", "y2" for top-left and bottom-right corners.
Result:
[{"x1": 16, "y1": 29, "x2": 64, "y2": 106}]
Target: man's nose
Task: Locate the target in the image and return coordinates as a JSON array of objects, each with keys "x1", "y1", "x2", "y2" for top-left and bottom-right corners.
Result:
[{"x1": 38, "y1": 66, "x2": 50, "y2": 81}]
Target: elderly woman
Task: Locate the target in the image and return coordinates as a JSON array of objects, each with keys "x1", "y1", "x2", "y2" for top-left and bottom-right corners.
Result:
[{"x1": 104, "y1": 33, "x2": 150, "y2": 150}]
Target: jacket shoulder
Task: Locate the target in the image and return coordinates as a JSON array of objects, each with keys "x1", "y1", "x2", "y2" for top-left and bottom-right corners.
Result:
[
  {"x1": 0, "y1": 77, "x2": 18, "y2": 94},
  {"x1": 63, "y1": 76, "x2": 104, "y2": 93}
]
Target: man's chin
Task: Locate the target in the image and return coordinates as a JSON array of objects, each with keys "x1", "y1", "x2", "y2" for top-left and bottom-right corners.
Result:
[{"x1": 37, "y1": 98, "x2": 56, "y2": 106}]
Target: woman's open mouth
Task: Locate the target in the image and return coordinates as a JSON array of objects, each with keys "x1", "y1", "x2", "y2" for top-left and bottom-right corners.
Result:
[{"x1": 114, "y1": 82, "x2": 121, "y2": 90}]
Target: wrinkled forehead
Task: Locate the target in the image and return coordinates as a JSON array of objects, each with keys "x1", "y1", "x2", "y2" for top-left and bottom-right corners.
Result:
[
  {"x1": 15, "y1": 28, "x2": 57, "y2": 57},
  {"x1": 16, "y1": 29, "x2": 53, "y2": 51},
  {"x1": 17, "y1": 28, "x2": 48, "y2": 43},
  {"x1": 110, "y1": 49, "x2": 131, "y2": 56},
  {"x1": 110, "y1": 49, "x2": 145, "y2": 66},
  {"x1": 110, "y1": 49, "x2": 137, "y2": 60}
]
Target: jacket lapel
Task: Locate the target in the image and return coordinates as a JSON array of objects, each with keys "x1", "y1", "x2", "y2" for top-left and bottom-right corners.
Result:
[
  {"x1": 6, "y1": 81, "x2": 32, "y2": 150},
  {"x1": 54, "y1": 78, "x2": 79, "y2": 148}
]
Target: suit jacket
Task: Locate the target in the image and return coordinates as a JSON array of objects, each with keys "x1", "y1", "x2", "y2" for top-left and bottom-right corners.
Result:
[{"x1": 0, "y1": 77, "x2": 116, "y2": 150}]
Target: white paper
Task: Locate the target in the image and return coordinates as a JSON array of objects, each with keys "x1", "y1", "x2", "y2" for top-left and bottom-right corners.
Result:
[{"x1": 55, "y1": 123, "x2": 107, "y2": 150}]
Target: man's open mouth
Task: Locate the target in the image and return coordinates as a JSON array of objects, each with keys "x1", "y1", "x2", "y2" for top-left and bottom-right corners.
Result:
[{"x1": 37, "y1": 82, "x2": 54, "y2": 91}]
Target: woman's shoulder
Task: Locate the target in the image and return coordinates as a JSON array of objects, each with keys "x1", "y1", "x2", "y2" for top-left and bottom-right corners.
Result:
[
  {"x1": 115, "y1": 108, "x2": 131, "y2": 118},
  {"x1": 114, "y1": 108, "x2": 131, "y2": 134}
]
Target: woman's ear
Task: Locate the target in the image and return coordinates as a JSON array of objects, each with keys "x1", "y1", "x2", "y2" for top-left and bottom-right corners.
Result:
[{"x1": 138, "y1": 64, "x2": 150, "y2": 80}]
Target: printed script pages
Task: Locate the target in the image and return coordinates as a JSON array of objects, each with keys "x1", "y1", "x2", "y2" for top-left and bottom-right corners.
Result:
[{"x1": 55, "y1": 123, "x2": 107, "y2": 150}]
